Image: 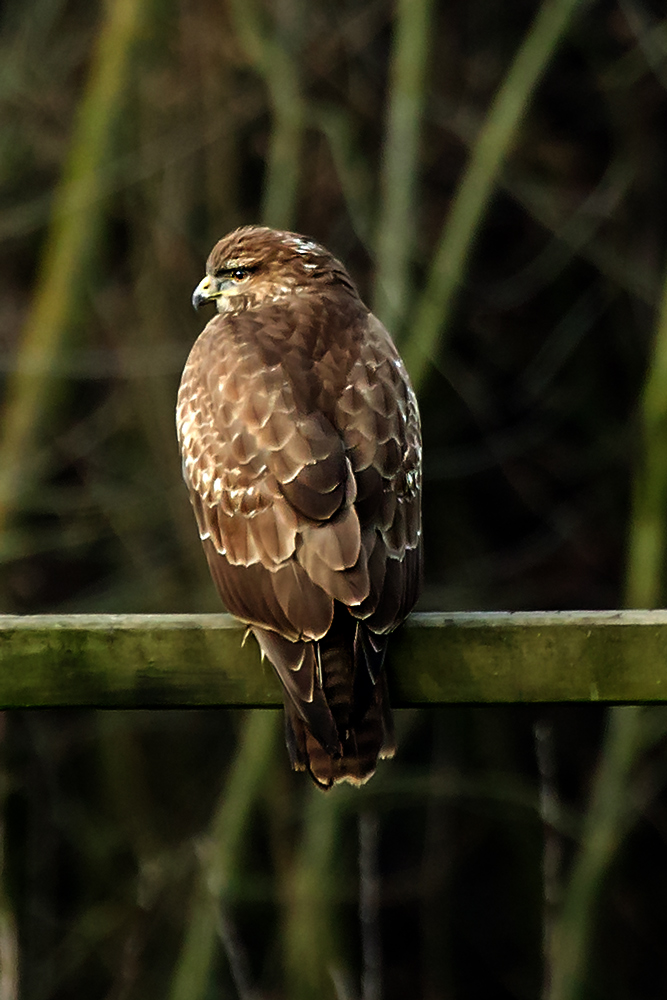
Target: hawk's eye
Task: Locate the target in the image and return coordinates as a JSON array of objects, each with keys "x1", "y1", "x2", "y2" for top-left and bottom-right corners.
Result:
[{"x1": 231, "y1": 268, "x2": 249, "y2": 282}]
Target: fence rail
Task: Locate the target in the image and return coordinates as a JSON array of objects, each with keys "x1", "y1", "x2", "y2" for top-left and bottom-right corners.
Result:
[{"x1": 0, "y1": 610, "x2": 666, "y2": 707}]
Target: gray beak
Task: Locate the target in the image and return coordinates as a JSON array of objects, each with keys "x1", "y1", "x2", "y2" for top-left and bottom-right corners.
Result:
[{"x1": 192, "y1": 274, "x2": 217, "y2": 310}]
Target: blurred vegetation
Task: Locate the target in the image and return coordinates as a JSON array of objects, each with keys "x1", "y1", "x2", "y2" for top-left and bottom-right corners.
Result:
[{"x1": 3, "y1": 0, "x2": 667, "y2": 997}]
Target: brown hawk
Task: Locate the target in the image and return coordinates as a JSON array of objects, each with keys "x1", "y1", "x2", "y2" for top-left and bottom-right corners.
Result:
[{"x1": 177, "y1": 226, "x2": 422, "y2": 788}]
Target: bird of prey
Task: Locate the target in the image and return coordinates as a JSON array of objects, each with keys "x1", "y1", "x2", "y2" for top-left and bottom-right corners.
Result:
[{"x1": 177, "y1": 226, "x2": 422, "y2": 789}]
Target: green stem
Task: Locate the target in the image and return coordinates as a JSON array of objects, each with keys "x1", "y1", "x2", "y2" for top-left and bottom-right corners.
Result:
[
  {"x1": 402, "y1": 0, "x2": 591, "y2": 392},
  {"x1": 547, "y1": 197, "x2": 667, "y2": 1000},
  {"x1": 168, "y1": 711, "x2": 280, "y2": 1000},
  {"x1": 282, "y1": 789, "x2": 346, "y2": 1000},
  {"x1": 0, "y1": 0, "x2": 147, "y2": 556},
  {"x1": 548, "y1": 706, "x2": 643, "y2": 1000},
  {"x1": 315, "y1": 105, "x2": 374, "y2": 243},
  {"x1": 625, "y1": 257, "x2": 667, "y2": 608},
  {"x1": 373, "y1": 0, "x2": 435, "y2": 336},
  {"x1": 229, "y1": 0, "x2": 304, "y2": 229}
]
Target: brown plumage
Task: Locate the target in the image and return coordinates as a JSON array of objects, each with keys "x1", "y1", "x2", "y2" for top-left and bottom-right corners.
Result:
[{"x1": 177, "y1": 226, "x2": 422, "y2": 788}]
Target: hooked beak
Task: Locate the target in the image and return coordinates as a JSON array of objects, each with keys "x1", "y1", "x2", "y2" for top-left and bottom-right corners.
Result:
[{"x1": 192, "y1": 274, "x2": 218, "y2": 310}]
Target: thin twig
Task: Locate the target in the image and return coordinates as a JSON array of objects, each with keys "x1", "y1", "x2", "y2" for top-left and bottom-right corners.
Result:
[
  {"x1": 0, "y1": 714, "x2": 18, "y2": 1000},
  {"x1": 216, "y1": 907, "x2": 261, "y2": 1000},
  {"x1": 359, "y1": 810, "x2": 382, "y2": 1000},
  {"x1": 534, "y1": 719, "x2": 561, "y2": 1000}
]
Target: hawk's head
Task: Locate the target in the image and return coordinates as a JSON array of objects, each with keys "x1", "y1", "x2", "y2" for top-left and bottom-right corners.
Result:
[{"x1": 192, "y1": 225, "x2": 359, "y2": 315}]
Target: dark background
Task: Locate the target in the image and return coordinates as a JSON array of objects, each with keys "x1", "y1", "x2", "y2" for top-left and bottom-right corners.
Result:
[{"x1": 1, "y1": 0, "x2": 667, "y2": 997}]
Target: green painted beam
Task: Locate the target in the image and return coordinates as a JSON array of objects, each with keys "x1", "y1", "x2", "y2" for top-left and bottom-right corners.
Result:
[{"x1": 0, "y1": 611, "x2": 665, "y2": 708}]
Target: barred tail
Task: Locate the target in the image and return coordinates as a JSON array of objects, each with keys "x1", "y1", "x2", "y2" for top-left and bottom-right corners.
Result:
[
  {"x1": 283, "y1": 640, "x2": 396, "y2": 791},
  {"x1": 253, "y1": 610, "x2": 396, "y2": 790}
]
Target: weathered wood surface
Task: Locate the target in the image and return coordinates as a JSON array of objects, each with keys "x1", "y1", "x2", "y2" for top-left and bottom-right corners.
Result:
[{"x1": 0, "y1": 610, "x2": 666, "y2": 708}]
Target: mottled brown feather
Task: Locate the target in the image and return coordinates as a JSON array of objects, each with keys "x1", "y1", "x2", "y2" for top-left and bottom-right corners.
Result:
[{"x1": 177, "y1": 226, "x2": 422, "y2": 788}]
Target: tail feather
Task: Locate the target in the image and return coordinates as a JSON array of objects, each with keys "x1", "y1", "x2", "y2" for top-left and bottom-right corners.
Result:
[
  {"x1": 284, "y1": 675, "x2": 394, "y2": 790},
  {"x1": 256, "y1": 607, "x2": 395, "y2": 790}
]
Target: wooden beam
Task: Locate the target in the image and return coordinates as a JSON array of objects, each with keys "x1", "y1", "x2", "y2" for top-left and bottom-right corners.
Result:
[{"x1": 0, "y1": 611, "x2": 665, "y2": 708}]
